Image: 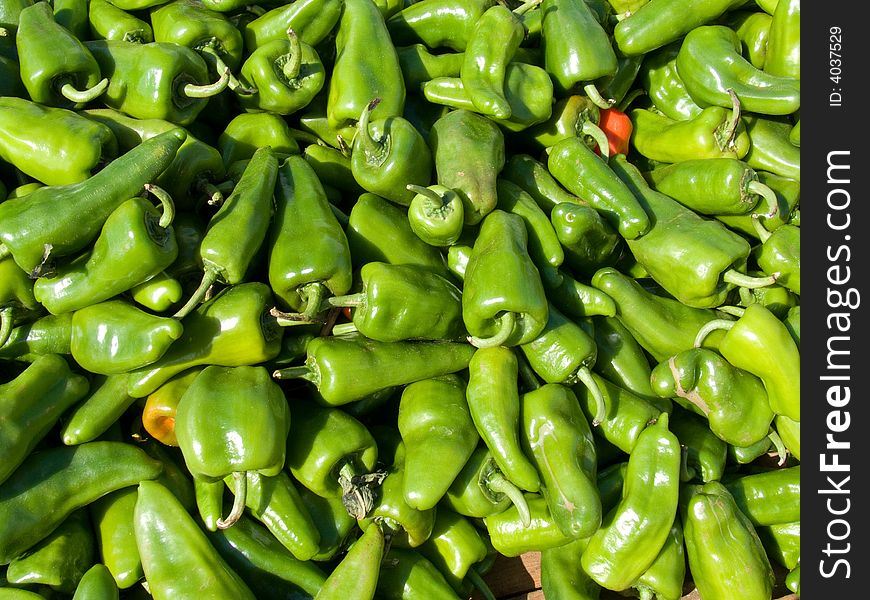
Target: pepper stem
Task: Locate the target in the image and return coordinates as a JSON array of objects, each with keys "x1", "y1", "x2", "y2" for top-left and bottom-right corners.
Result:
[
  {"x1": 326, "y1": 292, "x2": 366, "y2": 309},
  {"x1": 468, "y1": 311, "x2": 516, "y2": 348},
  {"x1": 575, "y1": 367, "x2": 606, "y2": 426},
  {"x1": 59, "y1": 77, "x2": 110, "y2": 104},
  {"x1": 583, "y1": 83, "x2": 615, "y2": 110},
  {"x1": 487, "y1": 471, "x2": 531, "y2": 527},
  {"x1": 199, "y1": 40, "x2": 255, "y2": 95},
  {"x1": 0, "y1": 243, "x2": 9, "y2": 260},
  {"x1": 143, "y1": 183, "x2": 176, "y2": 228},
  {"x1": 512, "y1": 0, "x2": 542, "y2": 16},
  {"x1": 767, "y1": 428, "x2": 788, "y2": 466},
  {"x1": 722, "y1": 268, "x2": 778, "y2": 289},
  {"x1": 0, "y1": 307, "x2": 13, "y2": 349},
  {"x1": 467, "y1": 567, "x2": 497, "y2": 600},
  {"x1": 747, "y1": 180, "x2": 780, "y2": 219},
  {"x1": 750, "y1": 214, "x2": 774, "y2": 242},
  {"x1": 636, "y1": 584, "x2": 656, "y2": 600},
  {"x1": 272, "y1": 364, "x2": 315, "y2": 381},
  {"x1": 581, "y1": 121, "x2": 611, "y2": 161},
  {"x1": 356, "y1": 97, "x2": 384, "y2": 159},
  {"x1": 717, "y1": 304, "x2": 746, "y2": 318},
  {"x1": 269, "y1": 306, "x2": 324, "y2": 327},
  {"x1": 172, "y1": 268, "x2": 218, "y2": 319},
  {"x1": 181, "y1": 60, "x2": 231, "y2": 99},
  {"x1": 406, "y1": 183, "x2": 445, "y2": 206},
  {"x1": 331, "y1": 322, "x2": 359, "y2": 336},
  {"x1": 281, "y1": 28, "x2": 302, "y2": 81},
  {"x1": 693, "y1": 319, "x2": 735, "y2": 348},
  {"x1": 337, "y1": 462, "x2": 387, "y2": 520},
  {"x1": 298, "y1": 282, "x2": 327, "y2": 320},
  {"x1": 717, "y1": 88, "x2": 742, "y2": 151},
  {"x1": 195, "y1": 176, "x2": 224, "y2": 207},
  {"x1": 217, "y1": 471, "x2": 247, "y2": 529}
]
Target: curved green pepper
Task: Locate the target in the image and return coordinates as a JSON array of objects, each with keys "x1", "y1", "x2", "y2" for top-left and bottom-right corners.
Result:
[
  {"x1": 682, "y1": 481, "x2": 775, "y2": 600},
  {"x1": 241, "y1": 0, "x2": 343, "y2": 52},
  {"x1": 723, "y1": 9, "x2": 772, "y2": 69},
  {"x1": 417, "y1": 508, "x2": 492, "y2": 597},
  {"x1": 16, "y1": 1, "x2": 108, "y2": 108},
  {"x1": 298, "y1": 485, "x2": 358, "y2": 561},
  {"x1": 590, "y1": 315, "x2": 656, "y2": 401},
  {"x1": 523, "y1": 95, "x2": 609, "y2": 156},
  {"x1": 501, "y1": 153, "x2": 581, "y2": 214},
  {"x1": 0, "y1": 127, "x2": 186, "y2": 278},
  {"x1": 316, "y1": 523, "x2": 385, "y2": 600},
  {"x1": 89, "y1": 487, "x2": 143, "y2": 590},
  {"x1": 676, "y1": 25, "x2": 800, "y2": 116},
  {"x1": 72, "y1": 563, "x2": 119, "y2": 600},
  {"x1": 497, "y1": 178, "x2": 564, "y2": 269},
  {"x1": 742, "y1": 113, "x2": 801, "y2": 181},
  {"x1": 581, "y1": 413, "x2": 681, "y2": 591},
  {"x1": 0, "y1": 256, "x2": 40, "y2": 349},
  {"x1": 693, "y1": 303, "x2": 800, "y2": 421},
  {"x1": 632, "y1": 518, "x2": 685, "y2": 600},
  {"x1": 87, "y1": 0, "x2": 153, "y2": 43},
  {"x1": 775, "y1": 414, "x2": 800, "y2": 461},
  {"x1": 129, "y1": 271, "x2": 184, "y2": 313},
  {"x1": 397, "y1": 43, "x2": 464, "y2": 91},
  {"x1": 58, "y1": 374, "x2": 136, "y2": 446},
  {"x1": 670, "y1": 408, "x2": 727, "y2": 483},
  {"x1": 753, "y1": 222, "x2": 800, "y2": 295},
  {"x1": 636, "y1": 40, "x2": 702, "y2": 121},
  {"x1": 763, "y1": 0, "x2": 800, "y2": 78},
  {"x1": 398, "y1": 375, "x2": 478, "y2": 511},
  {"x1": 723, "y1": 465, "x2": 800, "y2": 527},
  {"x1": 386, "y1": 0, "x2": 496, "y2": 52},
  {"x1": 0, "y1": 313, "x2": 72, "y2": 362},
  {"x1": 484, "y1": 491, "x2": 572, "y2": 557},
  {"x1": 377, "y1": 546, "x2": 463, "y2": 600},
  {"x1": 538, "y1": 264, "x2": 618, "y2": 321},
  {"x1": 550, "y1": 202, "x2": 626, "y2": 277},
  {"x1": 218, "y1": 112, "x2": 301, "y2": 167},
  {"x1": 540, "y1": 537, "x2": 601, "y2": 599}
]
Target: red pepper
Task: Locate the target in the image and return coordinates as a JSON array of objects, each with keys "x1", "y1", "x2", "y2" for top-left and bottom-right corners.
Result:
[{"x1": 598, "y1": 107, "x2": 633, "y2": 156}]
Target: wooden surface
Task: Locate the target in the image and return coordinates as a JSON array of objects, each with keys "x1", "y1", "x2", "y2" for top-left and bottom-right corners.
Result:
[{"x1": 472, "y1": 551, "x2": 798, "y2": 599}]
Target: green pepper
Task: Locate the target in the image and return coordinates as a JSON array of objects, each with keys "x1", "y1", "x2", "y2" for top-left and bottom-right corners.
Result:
[
  {"x1": 581, "y1": 413, "x2": 681, "y2": 591},
  {"x1": 0, "y1": 313, "x2": 72, "y2": 363},
  {"x1": 5, "y1": 508, "x2": 95, "y2": 594},
  {"x1": 676, "y1": 25, "x2": 800, "y2": 116},
  {"x1": 126, "y1": 281, "x2": 284, "y2": 398},
  {"x1": 326, "y1": 0, "x2": 405, "y2": 137},
  {"x1": 68, "y1": 299, "x2": 182, "y2": 375},
  {"x1": 134, "y1": 479, "x2": 256, "y2": 599},
  {"x1": 484, "y1": 491, "x2": 573, "y2": 557},
  {"x1": 0, "y1": 97, "x2": 116, "y2": 187},
  {"x1": 128, "y1": 271, "x2": 184, "y2": 313},
  {"x1": 15, "y1": 1, "x2": 108, "y2": 108},
  {"x1": 519, "y1": 383, "x2": 601, "y2": 539},
  {"x1": 0, "y1": 54, "x2": 25, "y2": 97},
  {"x1": 33, "y1": 188, "x2": 179, "y2": 315},
  {"x1": 723, "y1": 465, "x2": 800, "y2": 527},
  {"x1": 416, "y1": 508, "x2": 492, "y2": 597},
  {"x1": 775, "y1": 414, "x2": 800, "y2": 461},
  {"x1": 742, "y1": 113, "x2": 801, "y2": 181},
  {"x1": 237, "y1": 27, "x2": 326, "y2": 115},
  {"x1": 397, "y1": 375, "x2": 478, "y2": 511},
  {"x1": 549, "y1": 202, "x2": 626, "y2": 277},
  {"x1": 274, "y1": 332, "x2": 475, "y2": 406},
  {"x1": 786, "y1": 564, "x2": 800, "y2": 595},
  {"x1": 345, "y1": 192, "x2": 451, "y2": 277},
  {"x1": 350, "y1": 97, "x2": 433, "y2": 206},
  {"x1": 397, "y1": 44, "x2": 464, "y2": 91},
  {"x1": 316, "y1": 523, "x2": 385, "y2": 600},
  {"x1": 496, "y1": 178, "x2": 564, "y2": 269},
  {"x1": 629, "y1": 99, "x2": 750, "y2": 163},
  {"x1": 548, "y1": 136, "x2": 651, "y2": 240},
  {"x1": 218, "y1": 112, "x2": 301, "y2": 167},
  {"x1": 266, "y1": 155, "x2": 352, "y2": 318},
  {"x1": 693, "y1": 303, "x2": 800, "y2": 421},
  {"x1": 429, "y1": 108, "x2": 505, "y2": 225},
  {"x1": 0, "y1": 256, "x2": 40, "y2": 349},
  {"x1": 174, "y1": 146, "x2": 279, "y2": 318},
  {"x1": 89, "y1": 487, "x2": 143, "y2": 590},
  {"x1": 636, "y1": 40, "x2": 702, "y2": 121},
  {"x1": 406, "y1": 184, "x2": 465, "y2": 247},
  {"x1": 0, "y1": 127, "x2": 186, "y2": 278},
  {"x1": 681, "y1": 481, "x2": 775, "y2": 600},
  {"x1": 541, "y1": 0, "x2": 618, "y2": 104},
  {"x1": 59, "y1": 374, "x2": 136, "y2": 446},
  {"x1": 298, "y1": 485, "x2": 358, "y2": 561},
  {"x1": 80, "y1": 108, "x2": 228, "y2": 211},
  {"x1": 650, "y1": 347, "x2": 775, "y2": 447},
  {"x1": 466, "y1": 346, "x2": 541, "y2": 493},
  {"x1": 590, "y1": 315, "x2": 657, "y2": 401},
  {"x1": 756, "y1": 520, "x2": 800, "y2": 571},
  {"x1": 0, "y1": 354, "x2": 89, "y2": 485},
  {"x1": 462, "y1": 210, "x2": 548, "y2": 347},
  {"x1": 753, "y1": 222, "x2": 800, "y2": 296},
  {"x1": 422, "y1": 62, "x2": 555, "y2": 132},
  {"x1": 207, "y1": 512, "x2": 328, "y2": 599},
  {"x1": 72, "y1": 563, "x2": 119, "y2": 600},
  {"x1": 87, "y1": 0, "x2": 153, "y2": 43},
  {"x1": 537, "y1": 265, "x2": 618, "y2": 323},
  {"x1": 386, "y1": 0, "x2": 497, "y2": 52},
  {"x1": 242, "y1": 0, "x2": 343, "y2": 52},
  {"x1": 501, "y1": 153, "x2": 581, "y2": 214},
  {"x1": 590, "y1": 267, "x2": 731, "y2": 362},
  {"x1": 645, "y1": 157, "x2": 781, "y2": 218},
  {"x1": 614, "y1": 0, "x2": 749, "y2": 56},
  {"x1": 175, "y1": 365, "x2": 290, "y2": 530},
  {"x1": 328, "y1": 262, "x2": 465, "y2": 342},
  {"x1": 632, "y1": 518, "x2": 685, "y2": 600},
  {"x1": 522, "y1": 95, "x2": 609, "y2": 157},
  {"x1": 669, "y1": 407, "x2": 727, "y2": 483},
  {"x1": 723, "y1": 9, "x2": 772, "y2": 69},
  {"x1": 715, "y1": 170, "x2": 800, "y2": 239},
  {"x1": 540, "y1": 537, "x2": 601, "y2": 600},
  {"x1": 377, "y1": 546, "x2": 464, "y2": 600},
  {"x1": 0, "y1": 441, "x2": 163, "y2": 564}
]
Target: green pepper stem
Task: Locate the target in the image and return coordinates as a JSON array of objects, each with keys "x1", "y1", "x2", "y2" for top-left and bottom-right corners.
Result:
[
  {"x1": 298, "y1": 282, "x2": 327, "y2": 320},
  {"x1": 487, "y1": 471, "x2": 531, "y2": 527},
  {"x1": 468, "y1": 311, "x2": 516, "y2": 348},
  {"x1": 122, "y1": 30, "x2": 148, "y2": 43},
  {"x1": 717, "y1": 88, "x2": 742, "y2": 151},
  {"x1": 199, "y1": 40, "x2": 255, "y2": 95},
  {"x1": 272, "y1": 365, "x2": 316, "y2": 382},
  {"x1": 723, "y1": 268, "x2": 778, "y2": 289},
  {"x1": 750, "y1": 214, "x2": 774, "y2": 242},
  {"x1": 575, "y1": 367, "x2": 606, "y2": 426},
  {"x1": 326, "y1": 292, "x2": 366, "y2": 309},
  {"x1": 331, "y1": 322, "x2": 358, "y2": 336},
  {"x1": 768, "y1": 428, "x2": 788, "y2": 466},
  {"x1": 679, "y1": 445, "x2": 694, "y2": 482},
  {"x1": 747, "y1": 180, "x2": 780, "y2": 219},
  {"x1": 583, "y1": 83, "x2": 615, "y2": 110},
  {"x1": 194, "y1": 176, "x2": 224, "y2": 207},
  {"x1": 0, "y1": 307, "x2": 13, "y2": 349},
  {"x1": 269, "y1": 306, "x2": 324, "y2": 327},
  {"x1": 172, "y1": 268, "x2": 218, "y2": 319},
  {"x1": 636, "y1": 584, "x2": 656, "y2": 600},
  {"x1": 143, "y1": 183, "x2": 176, "y2": 228},
  {"x1": 406, "y1": 183, "x2": 446, "y2": 206},
  {"x1": 581, "y1": 121, "x2": 611, "y2": 161},
  {"x1": 512, "y1": 0, "x2": 542, "y2": 15},
  {"x1": 281, "y1": 28, "x2": 302, "y2": 81},
  {"x1": 356, "y1": 97, "x2": 384, "y2": 158},
  {"x1": 693, "y1": 318, "x2": 735, "y2": 348},
  {"x1": 0, "y1": 243, "x2": 9, "y2": 260},
  {"x1": 181, "y1": 63, "x2": 230, "y2": 99},
  {"x1": 716, "y1": 304, "x2": 746, "y2": 318},
  {"x1": 217, "y1": 471, "x2": 247, "y2": 529},
  {"x1": 59, "y1": 77, "x2": 109, "y2": 104},
  {"x1": 467, "y1": 567, "x2": 497, "y2": 600}
]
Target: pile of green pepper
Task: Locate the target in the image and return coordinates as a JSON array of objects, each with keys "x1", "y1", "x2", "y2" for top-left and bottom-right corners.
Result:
[{"x1": 1, "y1": 0, "x2": 800, "y2": 598}]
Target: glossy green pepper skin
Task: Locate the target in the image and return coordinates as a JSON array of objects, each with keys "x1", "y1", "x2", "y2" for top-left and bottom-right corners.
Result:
[
  {"x1": 0, "y1": 313, "x2": 72, "y2": 362},
  {"x1": 763, "y1": 0, "x2": 800, "y2": 78},
  {"x1": 398, "y1": 375, "x2": 478, "y2": 511},
  {"x1": 538, "y1": 264, "x2": 618, "y2": 321},
  {"x1": 59, "y1": 374, "x2": 137, "y2": 446},
  {"x1": 396, "y1": 43, "x2": 464, "y2": 90},
  {"x1": 520, "y1": 383, "x2": 601, "y2": 539},
  {"x1": 540, "y1": 537, "x2": 601, "y2": 600},
  {"x1": 316, "y1": 522, "x2": 385, "y2": 600},
  {"x1": 242, "y1": 0, "x2": 343, "y2": 52},
  {"x1": 741, "y1": 114, "x2": 801, "y2": 182},
  {"x1": 377, "y1": 546, "x2": 463, "y2": 600},
  {"x1": 496, "y1": 178, "x2": 564, "y2": 269},
  {"x1": 218, "y1": 112, "x2": 300, "y2": 167},
  {"x1": 70, "y1": 299, "x2": 183, "y2": 375},
  {"x1": 442, "y1": 446, "x2": 530, "y2": 522},
  {"x1": 636, "y1": 40, "x2": 702, "y2": 121},
  {"x1": 72, "y1": 563, "x2": 119, "y2": 600},
  {"x1": 676, "y1": 25, "x2": 800, "y2": 116},
  {"x1": 330, "y1": 262, "x2": 466, "y2": 342},
  {"x1": 406, "y1": 184, "x2": 465, "y2": 247},
  {"x1": 632, "y1": 518, "x2": 686, "y2": 600},
  {"x1": 0, "y1": 256, "x2": 41, "y2": 348},
  {"x1": 724, "y1": 465, "x2": 800, "y2": 527},
  {"x1": 591, "y1": 315, "x2": 657, "y2": 401},
  {"x1": 724, "y1": 9, "x2": 772, "y2": 69},
  {"x1": 386, "y1": 0, "x2": 496, "y2": 52},
  {"x1": 550, "y1": 203, "x2": 625, "y2": 277},
  {"x1": 0, "y1": 97, "x2": 116, "y2": 187},
  {"x1": 87, "y1": 0, "x2": 153, "y2": 43},
  {"x1": 522, "y1": 95, "x2": 608, "y2": 156},
  {"x1": 581, "y1": 413, "x2": 681, "y2": 592},
  {"x1": 351, "y1": 97, "x2": 433, "y2": 206},
  {"x1": 88, "y1": 487, "x2": 143, "y2": 589},
  {"x1": 682, "y1": 481, "x2": 775, "y2": 600},
  {"x1": 176, "y1": 365, "x2": 291, "y2": 529},
  {"x1": 33, "y1": 193, "x2": 179, "y2": 315},
  {"x1": 501, "y1": 153, "x2": 581, "y2": 214},
  {"x1": 669, "y1": 408, "x2": 727, "y2": 483},
  {"x1": 484, "y1": 491, "x2": 572, "y2": 557},
  {"x1": 134, "y1": 479, "x2": 256, "y2": 599},
  {"x1": 149, "y1": 0, "x2": 245, "y2": 72},
  {"x1": 462, "y1": 210, "x2": 549, "y2": 347},
  {"x1": 416, "y1": 507, "x2": 490, "y2": 596},
  {"x1": 0, "y1": 128, "x2": 186, "y2": 278}
]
